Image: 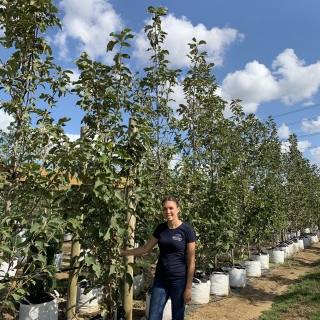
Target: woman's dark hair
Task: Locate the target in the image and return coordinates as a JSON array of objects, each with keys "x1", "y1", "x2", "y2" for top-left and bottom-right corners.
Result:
[{"x1": 161, "y1": 196, "x2": 180, "y2": 207}]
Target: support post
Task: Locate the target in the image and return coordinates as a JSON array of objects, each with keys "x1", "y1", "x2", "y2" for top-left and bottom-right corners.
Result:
[
  {"x1": 66, "y1": 126, "x2": 88, "y2": 320},
  {"x1": 123, "y1": 118, "x2": 137, "y2": 320}
]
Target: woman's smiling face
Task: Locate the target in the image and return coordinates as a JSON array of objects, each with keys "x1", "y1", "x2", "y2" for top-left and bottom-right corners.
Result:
[{"x1": 162, "y1": 200, "x2": 180, "y2": 221}]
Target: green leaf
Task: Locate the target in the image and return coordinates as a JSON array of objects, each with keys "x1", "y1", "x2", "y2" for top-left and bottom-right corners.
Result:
[
  {"x1": 110, "y1": 216, "x2": 117, "y2": 227},
  {"x1": 125, "y1": 272, "x2": 133, "y2": 288},
  {"x1": 107, "y1": 39, "x2": 118, "y2": 52},
  {"x1": 11, "y1": 293, "x2": 23, "y2": 301},
  {"x1": 103, "y1": 229, "x2": 111, "y2": 240},
  {"x1": 94, "y1": 179, "x2": 104, "y2": 189},
  {"x1": 0, "y1": 245, "x2": 12, "y2": 253},
  {"x1": 30, "y1": 223, "x2": 42, "y2": 234},
  {"x1": 109, "y1": 265, "x2": 116, "y2": 275},
  {"x1": 128, "y1": 262, "x2": 141, "y2": 276},
  {"x1": 84, "y1": 255, "x2": 95, "y2": 267},
  {"x1": 3, "y1": 300, "x2": 15, "y2": 311}
]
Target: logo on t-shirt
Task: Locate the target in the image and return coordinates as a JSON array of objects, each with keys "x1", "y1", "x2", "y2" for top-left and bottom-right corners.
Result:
[{"x1": 172, "y1": 233, "x2": 183, "y2": 241}]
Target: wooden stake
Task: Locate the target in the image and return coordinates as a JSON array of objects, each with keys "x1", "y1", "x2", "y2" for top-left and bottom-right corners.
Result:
[
  {"x1": 123, "y1": 118, "x2": 137, "y2": 320},
  {"x1": 66, "y1": 126, "x2": 87, "y2": 320}
]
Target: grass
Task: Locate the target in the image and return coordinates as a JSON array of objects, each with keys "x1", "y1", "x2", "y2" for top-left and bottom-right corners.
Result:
[{"x1": 259, "y1": 261, "x2": 320, "y2": 320}]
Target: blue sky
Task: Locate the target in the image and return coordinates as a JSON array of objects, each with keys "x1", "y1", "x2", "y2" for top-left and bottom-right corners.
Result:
[{"x1": 1, "y1": 0, "x2": 320, "y2": 163}]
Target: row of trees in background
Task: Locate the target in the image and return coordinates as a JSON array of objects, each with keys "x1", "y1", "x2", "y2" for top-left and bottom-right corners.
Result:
[{"x1": 0, "y1": 1, "x2": 319, "y2": 318}]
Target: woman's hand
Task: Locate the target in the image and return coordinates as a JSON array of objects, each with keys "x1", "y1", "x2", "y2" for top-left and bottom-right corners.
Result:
[{"x1": 183, "y1": 287, "x2": 192, "y2": 304}]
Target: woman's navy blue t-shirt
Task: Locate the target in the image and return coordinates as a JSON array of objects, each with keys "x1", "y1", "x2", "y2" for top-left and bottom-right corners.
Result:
[{"x1": 153, "y1": 222, "x2": 195, "y2": 280}]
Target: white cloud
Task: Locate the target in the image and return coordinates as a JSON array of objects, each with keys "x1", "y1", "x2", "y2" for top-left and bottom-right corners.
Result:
[
  {"x1": 66, "y1": 133, "x2": 80, "y2": 141},
  {"x1": 310, "y1": 147, "x2": 320, "y2": 164},
  {"x1": 272, "y1": 49, "x2": 320, "y2": 105},
  {"x1": 67, "y1": 68, "x2": 81, "y2": 88},
  {"x1": 54, "y1": 0, "x2": 124, "y2": 62},
  {"x1": 50, "y1": 31, "x2": 69, "y2": 61},
  {"x1": 281, "y1": 141, "x2": 291, "y2": 154},
  {"x1": 280, "y1": 140, "x2": 310, "y2": 153},
  {"x1": 297, "y1": 140, "x2": 311, "y2": 152},
  {"x1": 170, "y1": 154, "x2": 182, "y2": 169},
  {"x1": 169, "y1": 82, "x2": 186, "y2": 118},
  {"x1": 221, "y1": 60, "x2": 279, "y2": 113},
  {"x1": 277, "y1": 123, "x2": 290, "y2": 139},
  {"x1": 301, "y1": 116, "x2": 320, "y2": 133},
  {"x1": 133, "y1": 14, "x2": 243, "y2": 68},
  {"x1": 302, "y1": 101, "x2": 314, "y2": 107},
  {"x1": 0, "y1": 110, "x2": 13, "y2": 131},
  {"x1": 221, "y1": 49, "x2": 320, "y2": 113}
]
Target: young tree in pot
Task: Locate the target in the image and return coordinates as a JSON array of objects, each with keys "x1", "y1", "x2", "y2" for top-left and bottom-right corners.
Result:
[
  {"x1": 0, "y1": 0, "x2": 73, "y2": 317},
  {"x1": 70, "y1": 26, "x2": 154, "y2": 318},
  {"x1": 132, "y1": 6, "x2": 183, "y2": 232},
  {"x1": 176, "y1": 40, "x2": 240, "y2": 270},
  {"x1": 228, "y1": 108, "x2": 269, "y2": 259},
  {"x1": 282, "y1": 135, "x2": 313, "y2": 237},
  {"x1": 239, "y1": 117, "x2": 284, "y2": 253}
]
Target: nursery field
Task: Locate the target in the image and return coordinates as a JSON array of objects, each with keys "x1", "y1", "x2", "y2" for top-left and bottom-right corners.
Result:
[{"x1": 2, "y1": 2, "x2": 320, "y2": 320}]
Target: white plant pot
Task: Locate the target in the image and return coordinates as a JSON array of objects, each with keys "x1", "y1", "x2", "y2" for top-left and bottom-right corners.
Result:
[
  {"x1": 240, "y1": 260, "x2": 261, "y2": 277},
  {"x1": 18, "y1": 229, "x2": 26, "y2": 238},
  {"x1": 0, "y1": 259, "x2": 18, "y2": 280},
  {"x1": 292, "y1": 240, "x2": 299, "y2": 254},
  {"x1": 266, "y1": 249, "x2": 274, "y2": 262},
  {"x1": 53, "y1": 252, "x2": 63, "y2": 269},
  {"x1": 271, "y1": 249, "x2": 285, "y2": 264},
  {"x1": 250, "y1": 253, "x2": 269, "y2": 270},
  {"x1": 226, "y1": 266, "x2": 246, "y2": 288},
  {"x1": 63, "y1": 233, "x2": 73, "y2": 242},
  {"x1": 190, "y1": 278, "x2": 210, "y2": 304},
  {"x1": 287, "y1": 243, "x2": 294, "y2": 256},
  {"x1": 298, "y1": 239, "x2": 304, "y2": 251},
  {"x1": 133, "y1": 273, "x2": 144, "y2": 297},
  {"x1": 304, "y1": 228, "x2": 310, "y2": 234},
  {"x1": 76, "y1": 280, "x2": 103, "y2": 314},
  {"x1": 19, "y1": 292, "x2": 59, "y2": 320},
  {"x1": 16, "y1": 237, "x2": 27, "y2": 263},
  {"x1": 278, "y1": 245, "x2": 289, "y2": 258},
  {"x1": 209, "y1": 272, "x2": 229, "y2": 296},
  {"x1": 303, "y1": 236, "x2": 310, "y2": 248},
  {"x1": 145, "y1": 293, "x2": 171, "y2": 320},
  {"x1": 310, "y1": 234, "x2": 318, "y2": 245},
  {"x1": 79, "y1": 249, "x2": 91, "y2": 262}
]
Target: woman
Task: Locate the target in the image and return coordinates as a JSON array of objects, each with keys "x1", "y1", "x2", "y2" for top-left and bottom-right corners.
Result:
[{"x1": 119, "y1": 196, "x2": 196, "y2": 320}]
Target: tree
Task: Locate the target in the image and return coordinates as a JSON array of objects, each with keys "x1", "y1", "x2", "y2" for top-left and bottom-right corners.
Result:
[
  {"x1": 177, "y1": 39, "x2": 239, "y2": 268},
  {"x1": 134, "y1": 6, "x2": 181, "y2": 229},
  {"x1": 0, "y1": 0, "x2": 72, "y2": 314}
]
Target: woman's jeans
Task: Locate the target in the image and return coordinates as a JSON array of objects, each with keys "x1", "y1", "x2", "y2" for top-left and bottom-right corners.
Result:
[{"x1": 149, "y1": 276, "x2": 186, "y2": 320}]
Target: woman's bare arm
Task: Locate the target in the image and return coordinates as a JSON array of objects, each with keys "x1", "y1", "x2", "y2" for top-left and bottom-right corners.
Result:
[
  {"x1": 184, "y1": 242, "x2": 196, "y2": 304},
  {"x1": 119, "y1": 236, "x2": 158, "y2": 256}
]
